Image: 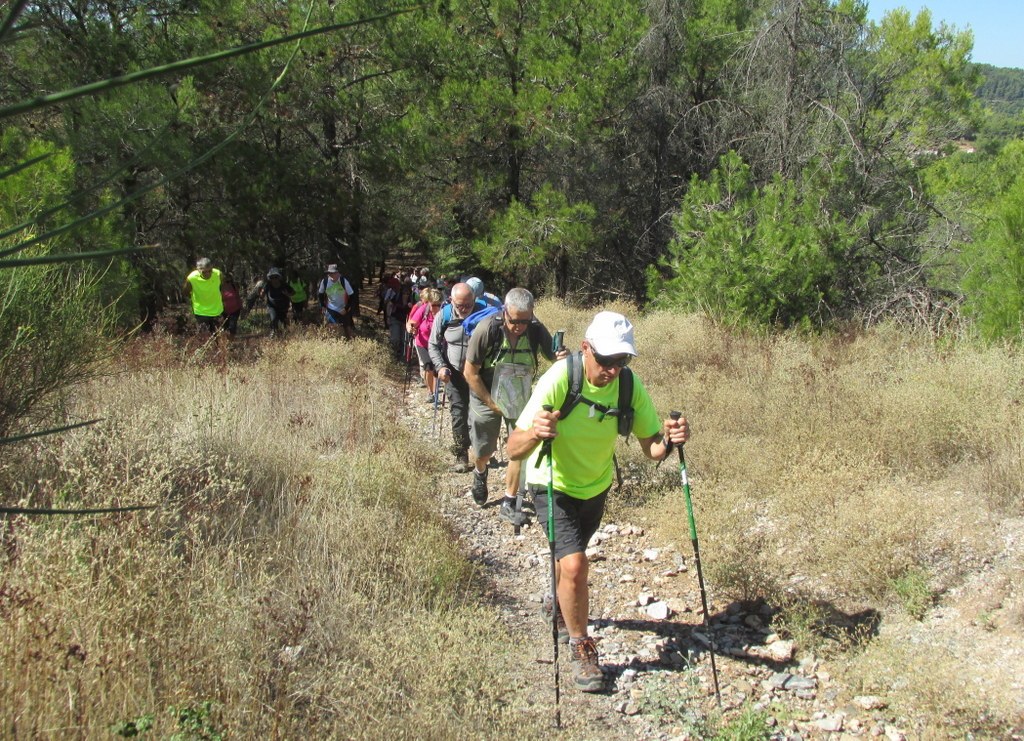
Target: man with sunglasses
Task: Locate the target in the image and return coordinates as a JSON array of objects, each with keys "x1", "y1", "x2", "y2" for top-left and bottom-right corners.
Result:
[
  {"x1": 463, "y1": 288, "x2": 567, "y2": 522},
  {"x1": 507, "y1": 311, "x2": 690, "y2": 693},
  {"x1": 429, "y1": 282, "x2": 486, "y2": 473}
]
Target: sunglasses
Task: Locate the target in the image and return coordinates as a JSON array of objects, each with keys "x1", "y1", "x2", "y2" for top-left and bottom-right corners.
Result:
[
  {"x1": 504, "y1": 311, "x2": 532, "y2": 326},
  {"x1": 590, "y1": 347, "x2": 631, "y2": 369}
]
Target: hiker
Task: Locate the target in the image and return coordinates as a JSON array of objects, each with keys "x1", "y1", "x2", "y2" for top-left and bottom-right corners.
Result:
[
  {"x1": 288, "y1": 272, "x2": 308, "y2": 322},
  {"x1": 182, "y1": 257, "x2": 224, "y2": 334},
  {"x1": 407, "y1": 287, "x2": 443, "y2": 402},
  {"x1": 388, "y1": 276, "x2": 416, "y2": 359},
  {"x1": 464, "y1": 287, "x2": 567, "y2": 523},
  {"x1": 507, "y1": 311, "x2": 690, "y2": 692},
  {"x1": 220, "y1": 272, "x2": 243, "y2": 338},
  {"x1": 380, "y1": 271, "x2": 402, "y2": 329},
  {"x1": 249, "y1": 267, "x2": 294, "y2": 337},
  {"x1": 465, "y1": 276, "x2": 503, "y2": 309},
  {"x1": 318, "y1": 264, "x2": 355, "y2": 339},
  {"x1": 429, "y1": 282, "x2": 486, "y2": 473}
]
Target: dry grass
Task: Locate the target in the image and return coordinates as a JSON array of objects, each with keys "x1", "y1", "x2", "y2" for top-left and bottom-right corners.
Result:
[
  {"x1": 0, "y1": 334, "x2": 547, "y2": 739},
  {"x1": 3, "y1": 305, "x2": 1022, "y2": 736},
  {"x1": 583, "y1": 305, "x2": 1023, "y2": 734}
]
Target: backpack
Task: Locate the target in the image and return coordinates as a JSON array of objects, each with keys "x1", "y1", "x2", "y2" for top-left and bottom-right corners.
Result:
[
  {"x1": 461, "y1": 305, "x2": 502, "y2": 337},
  {"x1": 476, "y1": 311, "x2": 544, "y2": 369},
  {"x1": 558, "y1": 351, "x2": 634, "y2": 438}
]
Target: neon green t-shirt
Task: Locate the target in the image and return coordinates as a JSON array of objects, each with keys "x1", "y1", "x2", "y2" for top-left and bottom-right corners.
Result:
[
  {"x1": 186, "y1": 268, "x2": 224, "y2": 317},
  {"x1": 516, "y1": 357, "x2": 661, "y2": 499},
  {"x1": 289, "y1": 280, "x2": 307, "y2": 302}
]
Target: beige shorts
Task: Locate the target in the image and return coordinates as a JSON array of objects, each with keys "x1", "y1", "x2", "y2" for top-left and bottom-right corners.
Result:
[{"x1": 469, "y1": 394, "x2": 510, "y2": 459}]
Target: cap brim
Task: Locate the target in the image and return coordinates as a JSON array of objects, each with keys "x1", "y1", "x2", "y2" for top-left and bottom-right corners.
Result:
[{"x1": 588, "y1": 339, "x2": 637, "y2": 357}]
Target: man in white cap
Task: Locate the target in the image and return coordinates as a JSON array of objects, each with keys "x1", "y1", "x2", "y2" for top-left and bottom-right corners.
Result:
[
  {"x1": 507, "y1": 311, "x2": 689, "y2": 693},
  {"x1": 465, "y1": 276, "x2": 503, "y2": 309},
  {"x1": 318, "y1": 264, "x2": 355, "y2": 339}
]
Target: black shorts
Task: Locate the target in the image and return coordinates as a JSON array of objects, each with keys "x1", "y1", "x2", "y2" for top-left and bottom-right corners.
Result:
[
  {"x1": 531, "y1": 486, "x2": 609, "y2": 561},
  {"x1": 194, "y1": 314, "x2": 222, "y2": 333}
]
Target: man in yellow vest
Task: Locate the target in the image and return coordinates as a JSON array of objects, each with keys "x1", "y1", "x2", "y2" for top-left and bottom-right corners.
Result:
[
  {"x1": 182, "y1": 257, "x2": 224, "y2": 334},
  {"x1": 288, "y1": 272, "x2": 308, "y2": 323}
]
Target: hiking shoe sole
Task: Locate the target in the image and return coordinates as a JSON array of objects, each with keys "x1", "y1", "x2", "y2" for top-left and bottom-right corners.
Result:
[{"x1": 573, "y1": 671, "x2": 605, "y2": 692}]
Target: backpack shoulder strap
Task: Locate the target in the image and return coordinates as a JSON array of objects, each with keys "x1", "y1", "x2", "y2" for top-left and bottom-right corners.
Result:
[
  {"x1": 616, "y1": 367, "x2": 635, "y2": 437},
  {"x1": 558, "y1": 352, "x2": 585, "y2": 422},
  {"x1": 526, "y1": 323, "x2": 541, "y2": 365}
]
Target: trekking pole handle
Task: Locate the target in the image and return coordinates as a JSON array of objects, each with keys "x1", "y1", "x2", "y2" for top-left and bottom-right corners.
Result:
[
  {"x1": 553, "y1": 330, "x2": 565, "y2": 353},
  {"x1": 666, "y1": 410, "x2": 683, "y2": 458},
  {"x1": 536, "y1": 405, "x2": 554, "y2": 466}
]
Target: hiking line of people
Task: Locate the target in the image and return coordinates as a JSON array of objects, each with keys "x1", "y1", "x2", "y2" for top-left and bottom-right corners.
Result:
[
  {"x1": 182, "y1": 258, "x2": 360, "y2": 339},
  {"x1": 187, "y1": 256, "x2": 707, "y2": 704},
  {"x1": 414, "y1": 277, "x2": 694, "y2": 697}
]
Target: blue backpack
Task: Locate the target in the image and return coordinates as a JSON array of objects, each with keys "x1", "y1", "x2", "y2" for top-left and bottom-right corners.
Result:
[{"x1": 461, "y1": 305, "x2": 502, "y2": 337}]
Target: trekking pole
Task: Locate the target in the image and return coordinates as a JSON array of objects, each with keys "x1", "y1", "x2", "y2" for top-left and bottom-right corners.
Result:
[
  {"x1": 402, "y1": 335, "x2": 414, "y2": 398},
  {"x1": 437, "y1": 383, "x2": 448, "y2": 442},
  {"x1": 668, "y1": 411, "x2": 722, "y2": 708},
  {"x1": 431, "y1": 385, "x2": 440, "y2": 437},
  {"x1": 538, "y1": 404, "x2": 561, "y2": 729}
]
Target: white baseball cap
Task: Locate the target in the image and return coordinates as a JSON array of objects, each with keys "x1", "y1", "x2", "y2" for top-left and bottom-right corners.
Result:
[{"x1": 585, "y1": 311, "x2": 637, "y2": 357}]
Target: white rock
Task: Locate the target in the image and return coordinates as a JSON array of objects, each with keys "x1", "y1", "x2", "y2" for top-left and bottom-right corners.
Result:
[
  {"x1": 643, "y1": 548, "x2": 660, "y2": 561},
  {"x1": 814, "y1": 716, "x2": 843, "y2": 733},
  {"x1": 853, "y1": 695, "x2": 888, "y2": 710},
  {"x1": 637, "y1": 592, "x2": 654, "y2": 606},
  {"x1": 766, "y1": 639, "x2": 795, "y2": 661},
  {"x1": 619, "y1": 573, "x2": 636, "y2": 583},
  {"x1": 603, "y1": 524, "x2": 620, "y2": 534},
  {"x1": 646, "y1": 601, "x2": 671, "y2": 620},
  {"x1": 279, "y1": 645, "x2": 303, "y2": 664}
]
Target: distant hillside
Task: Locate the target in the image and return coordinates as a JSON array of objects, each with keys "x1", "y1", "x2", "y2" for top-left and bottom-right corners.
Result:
[{"x1": 975, "y1": 63, "x2": 1024, "y2": 116}]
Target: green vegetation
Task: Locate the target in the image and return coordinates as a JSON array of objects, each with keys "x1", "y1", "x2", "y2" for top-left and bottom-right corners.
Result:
[
  {"x1": 2, "y1": 1, "x2": 1024, "y2": 737},
  {"x1": 1, "y1": 0, "x2": 1019, "y2": 336}
]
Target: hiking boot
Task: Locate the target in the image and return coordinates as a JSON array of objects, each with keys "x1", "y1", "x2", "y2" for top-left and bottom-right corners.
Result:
[
  {"x1": 498, "y1": 498, "x2": 528, "y2": 527},
  {"x1": 471, "y1": 468, "x2": 488, "y2": 505},
  {"x1": 540, "y1": 594, "x2": 569, "y2": 645},
  {"x1": 569, "y1": 637, "x2": 604, "y2": 693},
  {"x1": 449, "y1": 455, "x2": 472, "y2": 473}
]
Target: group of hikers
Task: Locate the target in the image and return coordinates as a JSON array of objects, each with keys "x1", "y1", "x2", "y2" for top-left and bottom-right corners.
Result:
[
  {"x1": 402, "y1": 275, "x2": 691, "y2": 695},
  {"x1": 185, "y1": 256, "x2": 692, "y2": 695},
  {"x1": 182, "y1": 258, "x2": 357, "y2": 339}
]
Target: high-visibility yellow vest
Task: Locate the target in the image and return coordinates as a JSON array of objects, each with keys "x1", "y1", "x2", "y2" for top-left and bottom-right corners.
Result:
[{"x1": 187, "y1": 268, "x2": 224, "y2": 316}]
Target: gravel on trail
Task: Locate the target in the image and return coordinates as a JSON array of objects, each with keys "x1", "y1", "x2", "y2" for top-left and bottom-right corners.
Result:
[{"x1": 398, "y1": 377, "x2": 947, "y2": 741}]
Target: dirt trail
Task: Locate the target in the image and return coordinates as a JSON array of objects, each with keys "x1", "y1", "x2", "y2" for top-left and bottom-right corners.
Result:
[
  {"x1": 386, "y1": 269, "x2": 1023, "y2": 739},
  {"x1": 396, "y1": 380, "x2": 902, "y2": 740}
]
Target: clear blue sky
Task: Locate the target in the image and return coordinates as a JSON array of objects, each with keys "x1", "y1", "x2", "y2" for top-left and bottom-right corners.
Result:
[{"x1": 865, "y1": 0, "x2": 1023, "y2": 70}]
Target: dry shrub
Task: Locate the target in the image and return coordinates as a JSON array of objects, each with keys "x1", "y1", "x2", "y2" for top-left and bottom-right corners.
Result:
[
  {"x1": 0, "y1": 336, "x2": 547, "y2": 738},
  {"x1": 840, "y1": 633, "x2": 1020, "y2": 738}
]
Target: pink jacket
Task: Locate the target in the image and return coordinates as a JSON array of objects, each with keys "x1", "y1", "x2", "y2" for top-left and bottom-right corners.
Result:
[{"x1": 409, "y1": 301, "x2": 435, "y2": 348}]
